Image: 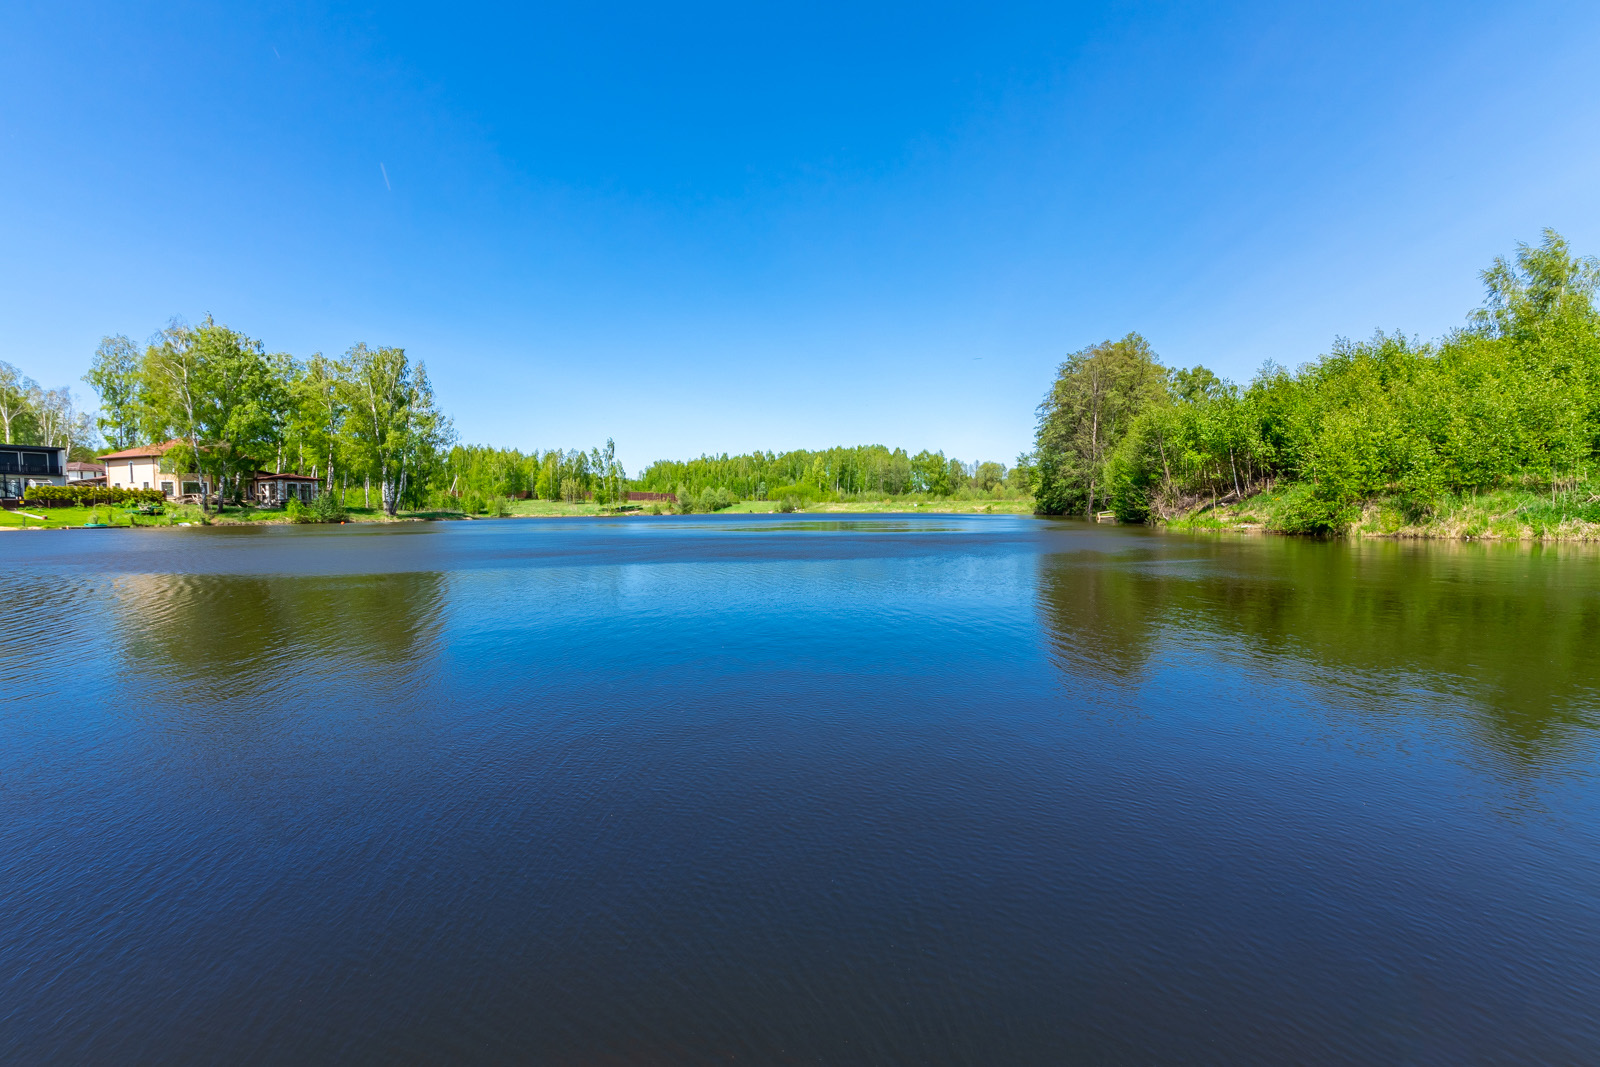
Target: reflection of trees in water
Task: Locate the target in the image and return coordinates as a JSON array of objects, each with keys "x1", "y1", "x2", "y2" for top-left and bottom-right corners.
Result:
[
  {"x1": 100, "y1": 571, "x2": 447, "y2": 799},
  {"x1": 1036, "y1": 550, "x2": 1175, "y2": 685},
  {"x1": 1037, "y1": 538, "x2": 1600, "y2": 762},
  {"x1": 111, "y1": 571, "x2": 447, "y2": 679}
]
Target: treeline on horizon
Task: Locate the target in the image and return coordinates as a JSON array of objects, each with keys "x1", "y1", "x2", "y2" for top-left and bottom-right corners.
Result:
[
  {"x1": 1033, "y1": 230, "x2": 1600, "y2": 531},
  {"x1": 438, "y1": 443, "x2": 1029, "y2": 511}
]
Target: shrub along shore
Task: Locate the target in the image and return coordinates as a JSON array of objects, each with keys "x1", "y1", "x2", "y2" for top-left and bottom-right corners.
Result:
[
  {"x1": 1161, "y1": 484, "x2": 1600, "y2": 541},
  {"x1": 3, "y1": 488, "x2": 1037, "y2": 529}
]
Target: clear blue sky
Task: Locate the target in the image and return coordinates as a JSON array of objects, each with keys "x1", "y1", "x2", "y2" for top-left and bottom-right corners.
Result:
[{"x1": 5, "y1": 1, "x2": 1599, "y2": 471}]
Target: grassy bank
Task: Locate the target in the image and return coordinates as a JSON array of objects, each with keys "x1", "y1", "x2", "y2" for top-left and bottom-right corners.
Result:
[
  {"x1": 202, "y1": 504, "x2": 464, "y2": 525},
  {"x1": 0, "y1": 504, "x2": 201, "y2": 529},
  {"x1": 499, "y1": 497, "x2": 1037, "y2": 518},
  {"x1": 3, "y1": 496, "x2": 1037, "y2": 529},
  {"x1": 1162, "y1": 485, "x2": 1600, "y2": 540},
  {"x1": 789, "y1": 498, "x2": 1034, "y2": 515},
  {"x1": 0, "y1": 502, "x2": 460, "y2": 529}
]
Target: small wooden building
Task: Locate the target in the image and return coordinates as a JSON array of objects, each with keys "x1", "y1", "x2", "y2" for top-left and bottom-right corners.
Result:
[{"x1": 252, "y1": 472, "x2": 321, "y2": 506}]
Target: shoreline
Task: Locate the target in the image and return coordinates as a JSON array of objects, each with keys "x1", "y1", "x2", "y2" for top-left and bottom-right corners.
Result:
[
  {"x1": 1, "y1": 497, "x2": 1037, "y2": 530},
  {"x1": 18, "y1": 490, "x2": 1600, "y2": 540},
  {"x1": 1151, "y1": 486, "x2": 1600, "y2": 543}
]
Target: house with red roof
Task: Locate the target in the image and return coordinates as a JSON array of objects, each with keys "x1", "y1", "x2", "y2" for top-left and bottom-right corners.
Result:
[
  {"x1": 95, "y1": 440, "x2": 324, "y2": 506},
  {"x1": 96, "y1": 440, "x2": 205, "y2": 499}
]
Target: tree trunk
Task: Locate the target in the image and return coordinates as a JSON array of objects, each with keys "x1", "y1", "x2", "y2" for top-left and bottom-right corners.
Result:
[
  {"x1": 1087, "y1": 386, "x2": 1101, "y2": 518},
  {"x1": 380, "y1": 463, "x2": 400, "y2": 516},
  {"x1": 191, "y1": 431, "x2": 208, "y2": 515}
]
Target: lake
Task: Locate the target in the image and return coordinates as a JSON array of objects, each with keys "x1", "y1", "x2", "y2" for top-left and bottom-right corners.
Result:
[{"x1": 4, "y1": 515, "x2": 1599, "y2": 1064}]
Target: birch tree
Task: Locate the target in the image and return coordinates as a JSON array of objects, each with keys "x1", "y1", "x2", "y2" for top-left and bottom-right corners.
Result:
[
  {"x1": 337, "y1": 344, "x2": 453, "y2": 515},
  {"x1": 26, "y1": 386, "x2": 75, "y2": 448},
  {"x1": 0, "y1": 362, "x2": 34, "y2": 444},
  {"x1": 142, "y1": 318, "x2": 276, "y2": 511},
  {"x1": 293, "y1": 353, "x2": 345, "y2": 491},
  {"x1": 590, "y1": 438, "x2": 626, "y2": 506}
]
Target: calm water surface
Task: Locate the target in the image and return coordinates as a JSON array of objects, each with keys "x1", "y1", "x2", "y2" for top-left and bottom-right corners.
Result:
[{"x1": 4, "y1": 515, "x2": 1599, "y2": 1064}]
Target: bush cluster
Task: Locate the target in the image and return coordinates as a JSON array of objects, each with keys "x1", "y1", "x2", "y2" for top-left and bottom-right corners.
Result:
[
  {"x1": 24, "y1": 484, "x2": 166, "y2": 506},
  {"x1": 284, "y1": 491, "x2": 349, "y2": 523},
  {"x1": 675, "y1": 485, "x2": 736, "y2": 513},
  {"x1": 451, "y1": 490, "x2": 510, "y2": 516}
]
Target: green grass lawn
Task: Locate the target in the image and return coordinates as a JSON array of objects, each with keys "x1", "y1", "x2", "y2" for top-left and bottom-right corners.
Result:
[
  {"x1": 0, "y1": 500, "x2": 438, "y2": 529},
  {"x1": 0, "y1": 503, "x2": 206, "y2": 529}
]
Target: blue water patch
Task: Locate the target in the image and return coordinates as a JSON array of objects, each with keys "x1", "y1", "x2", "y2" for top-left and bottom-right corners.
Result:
[{"x1": 2, "y1": 516, "x2": 1598, "y2": 1063}]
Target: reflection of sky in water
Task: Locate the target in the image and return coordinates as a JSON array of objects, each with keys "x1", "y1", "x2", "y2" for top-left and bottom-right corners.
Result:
[
  {"x1": 3, "y1": 518, "x2": 1599, "y2": 1064},
  {"x1": 710, "y1": 520, "x2": 968, "y2": 533}
]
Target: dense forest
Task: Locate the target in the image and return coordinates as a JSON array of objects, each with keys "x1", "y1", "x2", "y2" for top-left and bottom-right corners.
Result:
[
  {"x1": 637, "y1": 446, "x2": 1028, "y2": 503},
  {"x1": 1032, "y1": 230, "x2": 1600, "y2": 531},
  {"x1": 434, "y1": 443, "x2": 1026, "y2": 512},
  {"x1": 438, "y1": 441, "x2": 627, "y2": 510}
]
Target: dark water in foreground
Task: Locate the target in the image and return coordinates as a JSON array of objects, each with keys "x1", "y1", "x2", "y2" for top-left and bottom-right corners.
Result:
[{"x1": 4, "y1": 515, "x2": 1600, "y2": 1064}]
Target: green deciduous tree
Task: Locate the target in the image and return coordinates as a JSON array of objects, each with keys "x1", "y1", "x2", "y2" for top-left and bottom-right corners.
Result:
[
  {"x1": 337, "y1": 344, "x2": 454, "y2": 515},
  {"x1": 292, "y1": 353, "x2": 346, "y2": 491},
  {"x1": 1033, "y1": 332, "x2": 1168, "y2": 516},
  {"x1": 142, "y1": 317, "x2": 280, "y2": 511},
  {"x1": 0, "y1": 361, "x2": 35, "y2": 444},
  {"x1": 590, "y1": 438, "x2": 626, "y2": 506},
  {"x1": 1082, "y1": 232, "x2": 1600, "y2": 532},
  {"x1": 84, "y1": 335, "x2": 143, "y2": 450}
]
